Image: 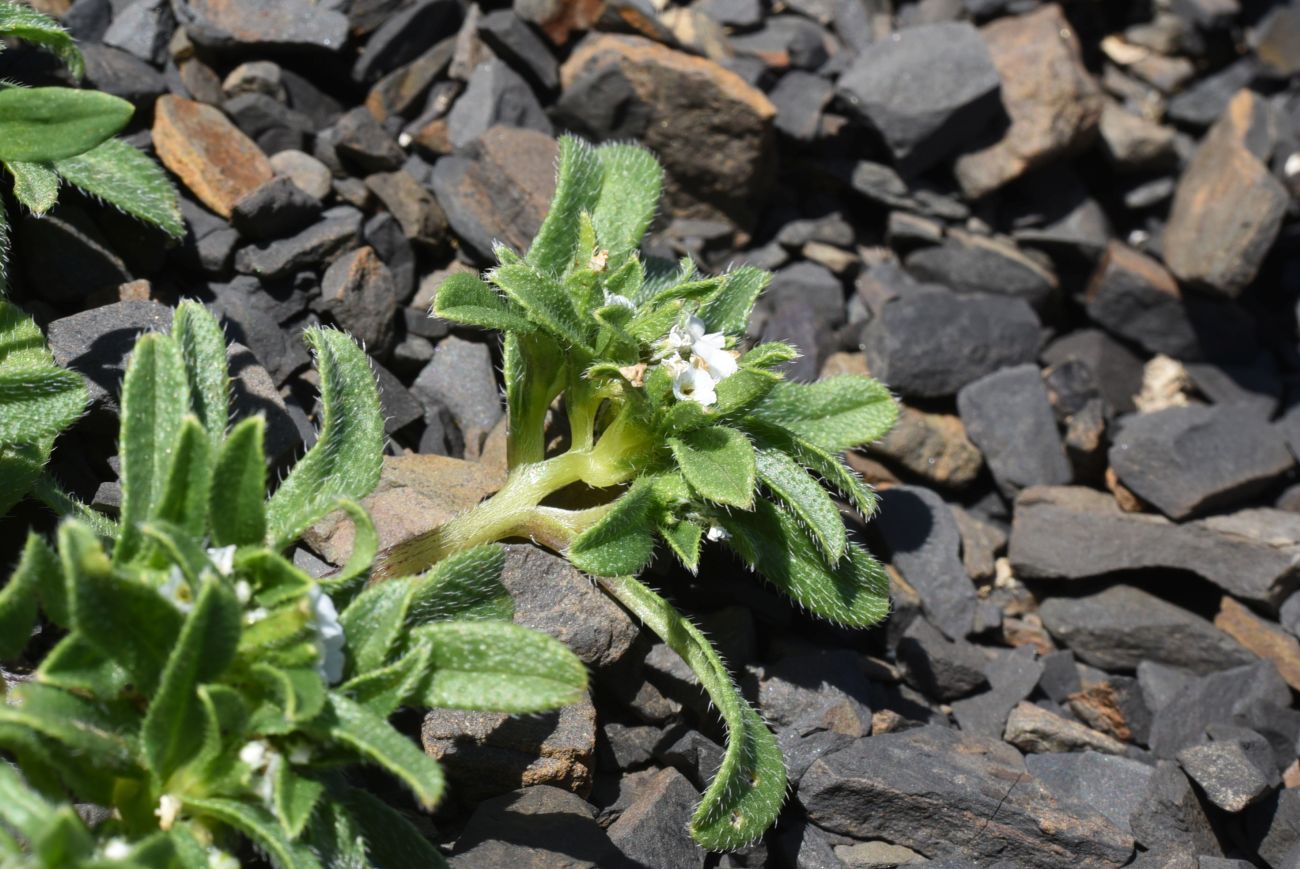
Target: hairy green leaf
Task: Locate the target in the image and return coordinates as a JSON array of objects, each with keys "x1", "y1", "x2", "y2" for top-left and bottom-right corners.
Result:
[
  {"x1": 0, "y1": 3, "x2": 83, "y2": 77},
  {"x1": 698, "y1": 266, "x2": 769, "y2": 336},
  {"x1": 152, "y1": 416, "x2": 213, "y2": 540},
  {"x1": 274, "y1": 764, "x2": 324, "y2": 839},
  {"x1": 36, "y1": 633, "x2": 129, "y2": 695},
  {"x1": 324, "y1": 694, "x2": 445, "y2": 809},
  {"x1": 266, "y1": 328, "x2": 384, "y2": 549},
  {"x1": 490, "y1": 263, "x2": 589, "y2": 348},
  {"x1": 720, "y1": 500, "x2": 889, "y2": 628},
  {"x1": 597, "y1": 576, "x2": 786, "y2": 849},
  {"x1": 591, "y1": 143, "x2": 660, "y2": 267},
  {"x1": 0, "y1": 533, "x2": 43, "y2": 659},
  {"x1": 53, "y1": 138, "x2": 185, "y2": 237},
  {"x1": 1, "y1": 683, "x2": 139, "y2": 773},
  {"x1": 751, "y1": 376, "x2": 898, "y2": 452},
  {"x1": 142, "y1": 578, "x2": 241, "y2": 784},
  {"x1": 6, "y1": 160, "x2": 58, "y2": 214},
  {"x1": 414, "y1": 621, "x2": 587, "y2": 713},
  {"x1": 658, "y1": 517, "x2": 703, "y2": 573},
  {"x1": 115, "y1": 331, "x2": 189, "y2": 563},
  {"x1": 0, "y1": 367, "x2": 85, "y2": 444},
  {"x1": 527, "y1": 136, "x2": 602, "y2": 275},
  {"x1": 755, "y1": 448, "x2": 846, "y2": 561},
  {"x1": 0, "y1": 87, "x2": 132, "y2": 163},
  {"x1": 210, "y1": 416, "x2": 267, "y2": 547},
  {"x1": 172, "y1": 300, "x2": 229, "y2": 446},
  {"x1": 567, "y1": 477, "x2": 656, "y2": 576},
  {"x1": 329, "y1": 786, "x2": 450, "y2": 869},
  {"x1": 184, "y1": 797, "x2": 323, "y2": 869},
  {"x1": 669, "y1": 426, "x2": 756, "y2": 509},
  {"x1": 433, "y1": 272, "x2": 537, "y2": 334}
]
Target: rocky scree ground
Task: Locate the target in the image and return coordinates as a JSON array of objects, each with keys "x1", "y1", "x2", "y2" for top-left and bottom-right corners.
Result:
[{"x1": 2, "y1": 0, "x2": 1300, "y2": 865}]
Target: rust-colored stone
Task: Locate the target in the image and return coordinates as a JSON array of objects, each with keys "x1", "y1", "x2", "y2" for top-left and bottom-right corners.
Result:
[
  {"x1": 152, "y1": 95, "x2": 272, "y2": 218},
  {"x1": 869, "y1": 405, "x2": 984, "y2": 489},
  {"x1": 954, "y1": 4, "x2": 1103, "y2": 198},
  {"x1": 1066, "y1": 683, "x2": 1132, "y2": 742},
  {"x1": 1214, "y1": 596, "x2": 1300, "y2": 691},
  {"x1": 515, "y1": 0, "x2": 606, "y2": 44}
]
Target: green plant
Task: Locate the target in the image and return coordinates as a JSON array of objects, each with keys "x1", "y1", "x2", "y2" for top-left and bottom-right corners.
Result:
[
  {"x1": 0, "y1": 1, "x2": 184, "y2": 282},
  {"x1": 378, "y1": 136, "x2": 899, "y2": 849},
  {"x1": 0, "y1": 302, "x2": 587, "y2": 867}
]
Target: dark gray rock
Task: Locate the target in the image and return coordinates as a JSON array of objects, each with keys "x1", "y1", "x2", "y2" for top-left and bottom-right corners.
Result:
[
  {"x1": 180, "y1": 197, "x2": 240, "y2": 275},
  {"x1": 896, "y1": 617, "x2": 989, "y2": 701},
  {"x1": 835, "y1": 21, "x2": 1001, "y2": 175},
  {"x1": 1038, "y1": 650, "x2": 1082, "y2": 704},
  {"x1": 1185, "y1": 356, "x2": 1281, "y2": 420},
  {"x1": 1282, "y1": 592, "x2": 1300, "y2": 638},
  {"x1": 1149, "y1": 661, "x2": 1290, "y2": 759},
  {"x1": 750, "y1": 650, "x2": 873, "y2": 738},
  {"x1": 227, "y1": 342, "x2": 301, "y2": 461},
  {"x1": 47, "y1": 301, "x2": 173, "y2": 409},
  {"x1": 354, "y1": 0, "x2": 462, "y2": 83},
  {"x1": 599, "y1": 723, "x2": 659, "y2": 771},
  {"x1": 369, "y1": 360, "x2": 422, "y2": 435},
  {"x1": 499, "y1": 544, "x2": 640, "y2": 670},
  {"x1": 234, "y1": 209, "x2": 363, "y2": 280},
  {"x1": 80, "y1": 43, "x2": 166, "y2": 108},
  {"x1": 957, "y1": 364, "x2": 1072, "y2": 499},
  {"x1": 1243, "y1": 787, "x2": 1300, "y2": 868},
  {"x1": 1024, "y1": 751, "x2": 1155, "y2": 837},
  {"x1": 905, "y1": 235, "x2": 1058, "y2": 313},
  {"x1": 1084, "y1": 241, "x2": 1204, "y2": 359},
  {"x1": 1179, "y1": 738, "x2": 1276, "y2": 812},
  {"x1": 654, "y1": 728, "x2": 724, "y2": 790},
  {"x1": 1010, "y1": 487, "x2": 1300, "y2": 612},
  {"x1": 1130, "y1": 761, "x2": 1224, "y2": 857},
  {"x1": 607, "y1": 767, "x2": 705, "y2": 869},
  {"x1": 174, "y1": 0, "x2": 349, "y2": 51},
  {"x1": 1109, "y1": 405, "x2": 1294, "y2": 521},
  {"x1": 850, "y1": 161, "x2": 970, "y2": 221},
  {"x1": 478, "y1": 9, "x2": 558, "y2": 93},
  {"x1": 363, "y1": 213, "x2": 416, "y2": 303},
  {"x1": 411, "y1": 335, "x2": 502, "y2": 446},
  {"x1": 317, "y1": 247, "x2": 398, "y2": 355},
  {"x1": 1041, "y1": 330, "x2": 1143, "y2": 416},
  {"x1": 861, "y1": 285, "x2": 1040, "y2": 399},
  {"x1": 334, "y1": 107, "x2": 406, "y2": 174},
  {"x1": 364, "y1": 170, "x2": 450, "y2": 252},
  {"x1": 230, "y1": 176, "x2": 322, "y2": 241},
  {"x1": 875, "y1": 485, "x2": 978, "y2": 640},
  {"x1": 17, "y1": 208, "x2": 131, "y2": 304},
  {"x1": 102, "y1": 0, "x2": 174, "y2": 66},
  {"x1": 1138, "y1": 661, "x2": 1199, "y2": 717},
  {"x1": 64, "y1": 0, "x2": 112, "y2": 42},
  {"x1": 1166, "y1": 58, "x2": 1257, "y2": 128},
  {"x1": 799, "y1": 725, "x2": 1134, "y2": 867},
  {"x1": 768, "y1": 71, "x2": 832, "y2": 142},
  {"x1": 949, "y1": 645, "x2": 1043, "y2": 739},
  {"x1": 447, "y1": 58, "x2": 552, "y2": 150},
  {"x1": 1039, "y1": 585, "x2": 1256, "y2": 675},
  {"x1": 450, "y1": 785, "x2": 627, "y2": 867},
  {"x1": 696, "y1": 0, "x2": 763, "y2": 28}
]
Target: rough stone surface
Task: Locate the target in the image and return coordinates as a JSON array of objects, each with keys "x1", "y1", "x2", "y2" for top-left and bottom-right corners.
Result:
[
  {"x1": 800, "y1": 725, "x2": 1135, "y2": 868},
  {"x1": 268, "y1": 150, "x2": 332, "y2": 200},
  {"x1": 957, "y1": 364, "x2": 1072, "y2": 498},
  {"x1": 1010, "y1": 487, "x2": 1300, "y2": 611},
  {"x1": 317, "y1": 247, "x2": 398, "y2": 355},
  {"x1": 868, "y1": 405, "x2": 984, "y2": 488},
  {"x1": 234, "y1": 211, "x2": 363, "y2": 279},
  {"x1": 950, "y1": 645, "x2": 1044, "y2": 739},
  {"x1": 606, "y1": 768, "x2": 705, "y2": 868},
  {"x1": 905, "y1": 232, "x2": 1058, "y2": 312},
  {"x1": 896, "y1": 616, "x2": 989, "y2": 701},
  {"x1": 558, "y1": 34, "x2": 775, "y2": 230},
  {"x1": 861, "y1": 285, "x2": 1040, "y2": 398},
  {"x1": 1109, "y1": 404, "x2": 1294, "y2": 521},
  {"x1": 1039, "y1": 585, "x2": 1256, "y2": 675},
  {"x1": 954, "y1": 4, "x2": 1104, "y2": 197},
  {"x1": 1178, "y1": 738, "x2": 1275, "y2": 812},
  {"x1": 422, "y1": 696, "x2": 596, "y2": 801},
  {"x1": 834, "y1": 21, "x2": 1000, "y2": 175},
  {"x1": 1024, "y1": 751, "x2": 1154, "y2": 838},
  {"x1": 447, "y1": 58, "x2": 553, "y2": 150},
  {"x1": 1130, "y1": 761, "x2": 1223, "y2": 856},
  {"x1": 875, "y1": 485, "x2": 978, "y2": 640},
  {"x1": 229, "y1": 175, "x2": 321, "y2": 241},
  {"x1": 410, "y1": 334, "x2": 503, "y2": 449},
  {"x1": 174, "y1": 0, "x2": 349, "y2": 51},
  {"x1": 1213, "y1": 596, "x2": 1300, "y2": 691},
  {"x1": 152, "y1": 95, "x2": 273, "y2": 219},
  {"x1": 1085, "y1": 241, "x2": 1202, "y2": 359},
  {"x1": 1004, "y1": 701, "x2": 1128, "y2": 755},
  {"x1": 46, "y1": 301, "x2": 174, "y2": 408},
  {"x1": 450, "y1": 785, "x2": 626, "y2": 867},
  {"x1": 1148, "y1": 661, "x2": 1291, "y2": 758}
]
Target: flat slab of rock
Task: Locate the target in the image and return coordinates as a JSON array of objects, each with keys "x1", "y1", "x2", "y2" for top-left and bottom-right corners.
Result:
[
  {"x1": 1010, "y1": 486, "x2": 1300, "y2": 610},
  {"x1": 1148, "y1": 661, "x2": 1290, "y2": 758},
  {"x1": 1005, "y1": 701, "x2": 1128, "y2": 756},
  {"x1": 450, "y1": 785, "x2": 626, "y2": 867},
  {"x1": 954, "y1": 4, "x2": 1103, "y2": 198},
  {"x1": 1163, "y1": 90, "x2": 1289, "y2": 298},
  {"x1": 1024, "y1": 752, "x2": 1154, "y2": 838},
  {"x1": 862, "y1": 285, "x2": 1040, "y2": 398},
  {"x1": 606, "y1": 767, "x2": 705, "y2": 868},
  {"x1": 800, "y1": 725, "x2": 1134, "y2": 868},
  {"x1": 1085, "y1": 241, "x2": 1201, "y2": 359},
  {"x1": 1109, "y1": 404, "x2": 1294, "y2": 521},
  {"x1": 1177, "y1": 737, "x2": 1276, "y2": 813},
  {"x1": 422, "y1": 696, "x2": 596, "y2": 802},
  {"x1": 557, "y1": 33, "x2": 774, "y2": 229},
  {"x1": 957, "y1": 364, "x2": 1072, "y2": 498},
  {"x1": 1214, "y1": 596, "x2": 1300, "y2": 691},
  {"x1": 868, "y1": 405, "x2": 983, "y2": 489},
  {"x1": 835, "y1": 21, "x2": 1000, "y2": 175},
  {"x1": 153, "y1": 95, "x2": 273, "y2": 218},
  {"x1": 174, "y1": 0, "x2": 349, "y2": 51},
  {"x1": 1039, "y1": 585, "x2": 1256, "y2": 675}
]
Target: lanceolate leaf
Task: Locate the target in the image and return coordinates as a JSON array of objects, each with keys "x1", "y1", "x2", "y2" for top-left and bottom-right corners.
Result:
[
  {"x1": 751, "y1": 376, "x2": 898, "y2": 453},
  {"x1": 266, "y1": 328, "x2": 383, "y2": 549},
  {"x1": 6, "y1": 161, "x2": 58, "y2": 215},
  {"x1": 0, "y1": 533, "x2": 42, "y2": 660},
  {"x1": 567, "y1": 477, "x2": 657, "y2": 577},
  {"x1": 329, "y1": 786, "x2": 450, "y2": 869},
  {"x1": 755, "y1": 448, "x2": 846, "y2": 561},
  {"x1": 597, "y1": 576, "x2": 786, "y2": 850},
  {"x1": 720, "y1": 500, "x2": 890, "y2": 628},
  {"x1": 115, "y1": 331, "x2": 190, "y2": 563},
  {"x1": 152, "y1": 417, "x2": 214, "y2": 540},
  {"x1": 274, "y1": 764, "x2": 325, "y2": 839},
  {"x1": 172, "y1": 300, "x2": 230, "y2": 446},
  {"x1": 697, "y1": 266, "x2": 769, "y2": 336},
  {"x1": 324, "y1": 694, "x2": 445, "y2": 809},
  {"x1": 433, "y1": 272, "x2": 537, "y2": 334},
  {"x1": 413, "y1": 621, "x2": 587, "y2": 713},
  {"x1": 669, "y1": 426, "x2": 756, "y2": 509},
  {"x1": 0, "y1": 3, "x2": 83, "y2": 77},
  {"x1": 53, "y1": 137, "x2": 185, "y2": 237},
  {"x1": 0, "y1": 87, "x2": 132, "y2": 163},
  {"x1": 0, "y1": 367, "x2": 86, "y2": 444},
  {"x1": 184, "y1": 798, "x2": 323, "y2": 869},
  {"x1": 527, "y1": 136, "x2": 602, "y2": 275},
  {"x1": 490, "y1": 263, "x2": 589, "y2": 348},
  {"x1": 210, "y1": 416, "x2": 267, "y2": 547},
  {"x1": 591, "y1": 143, "x2": 660, "y2": 268}
]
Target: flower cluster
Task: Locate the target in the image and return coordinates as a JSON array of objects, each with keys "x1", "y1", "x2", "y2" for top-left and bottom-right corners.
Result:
[{"x1": 654, "y1": 314, "x2": 740, "y2": 407}]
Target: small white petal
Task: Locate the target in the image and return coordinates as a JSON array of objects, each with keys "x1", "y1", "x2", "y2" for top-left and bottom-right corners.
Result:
[
  {"x1": 694, "y1": 343, "x2": 738, "y2": 380},
  {"x1": 206, "y1": 545, "x2": 237, "y2": 576},
  {"x1": 308, "y1": 586, "x2": 346, "y2": 685},
  {"x1": 602, "y1": 291, "x2": 636, "y2": 310},
  {"x1": 155, "y1": 794, "x2": 182, "y2": 831},
  {"x1": 239, "y1": 740, "x2": 269, "y2": 770},
  {"x1": 234, "y1": 579, "x2": 252, "y2": 605},
  {"x1": 159, "y1": 568, "x2": 194, "y2": 614},
  {"x1": 706, "y1": 525, "x2": 731, "y2": 542},
  {"x1": 103, "y1": 838, "x2": 132, "y2": 861},
  {"x1": 673, "y1": 367, "x2": 717, "y2": 407}
]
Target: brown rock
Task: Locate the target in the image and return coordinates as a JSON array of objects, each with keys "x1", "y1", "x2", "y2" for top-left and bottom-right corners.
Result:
[
  {"x1": 422, "y1": 696, "x2": 596, "y2": 802},
  {"x1": 364, "y1": 170, "x2": 449, "y2": 251},
  {"x1": 1214, "y1": 596, "x2": 1300, "y2": 691},
  {"x1": 1163, "y1": 90, "x2": 1289, "y2": 298},
  {"x1": 366, "y1": 44, "x2": 451, "y2": 122},
  {"x1": 153, "y1": 95, "x2": 272, "y2": 218},
  {"x1": 954, "y1": 4, "x2": 1103, "y2": 198},
  {"x1": 1004, "y1": 701, "x2": 1128, "y2": 755},
  {"x1": 1098, "y1": 100, "x2": 1176, "y2": 170},
  {"x1": 515, "y1": 0, "x2": 605, "y2": 44},
  {"x1": 175, "y1": 0, "x2": 348, "y2": 51},
  {"x1": 318, "y1": 247, "x2": 398, "y2": 354},
  {"x1": 558, "y1": 34, "x2": 775, "y2": 230},
  {"x1": 305, "y1": 453, "x2": 505, "y2": 566},
  {"x1": 1067, "y1": 682, "x2": 1133, "y2": 742},
  {"x1": 952, "y1": 506, "x2": 1006, "y2": 583},
  {"x1": 868, "y1": 406, "x2": 984, "y2": 489}
]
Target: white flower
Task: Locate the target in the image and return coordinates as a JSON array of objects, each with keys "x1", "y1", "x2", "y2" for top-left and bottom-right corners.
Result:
[
  {"x1": 308, "y1": 585, "x2": 346, "y2": 685},
  {"x1": 289, "y1": 744, "x2": 313, "y2": 765},
  {"x1": 158, "y1": 568, "x2": 194, "y2": 613},
  {"x1": 208, "y1": 545, "x2": 237, "y2": 576},
  {"x1": 692, "y1": 330, "x2": 738, "y2": 380},
  {"x1": 155, "y1": 794, "x2": 182, "y2": 831},
  {"x1": 102, "y1": 838, "x2": 132, "y2": 861},
  {"x1": 602, "y1": 290, "x2": 635, "y2": 310},
  {"x1": 208, "y1": 850, "x2": 240, "y2": 869},
  {"x1": 234, "y1": 579, "x2": 252, "y2": 605},
  {"x1": 672, "y1": 366, "x2": 717, "y2": 407},
  {"x1": 706, "y1": 524, "x2": 731, "y2": 542},
  {"x1": 239, "y1": 740, "x2": 270, "y2": 770}
]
